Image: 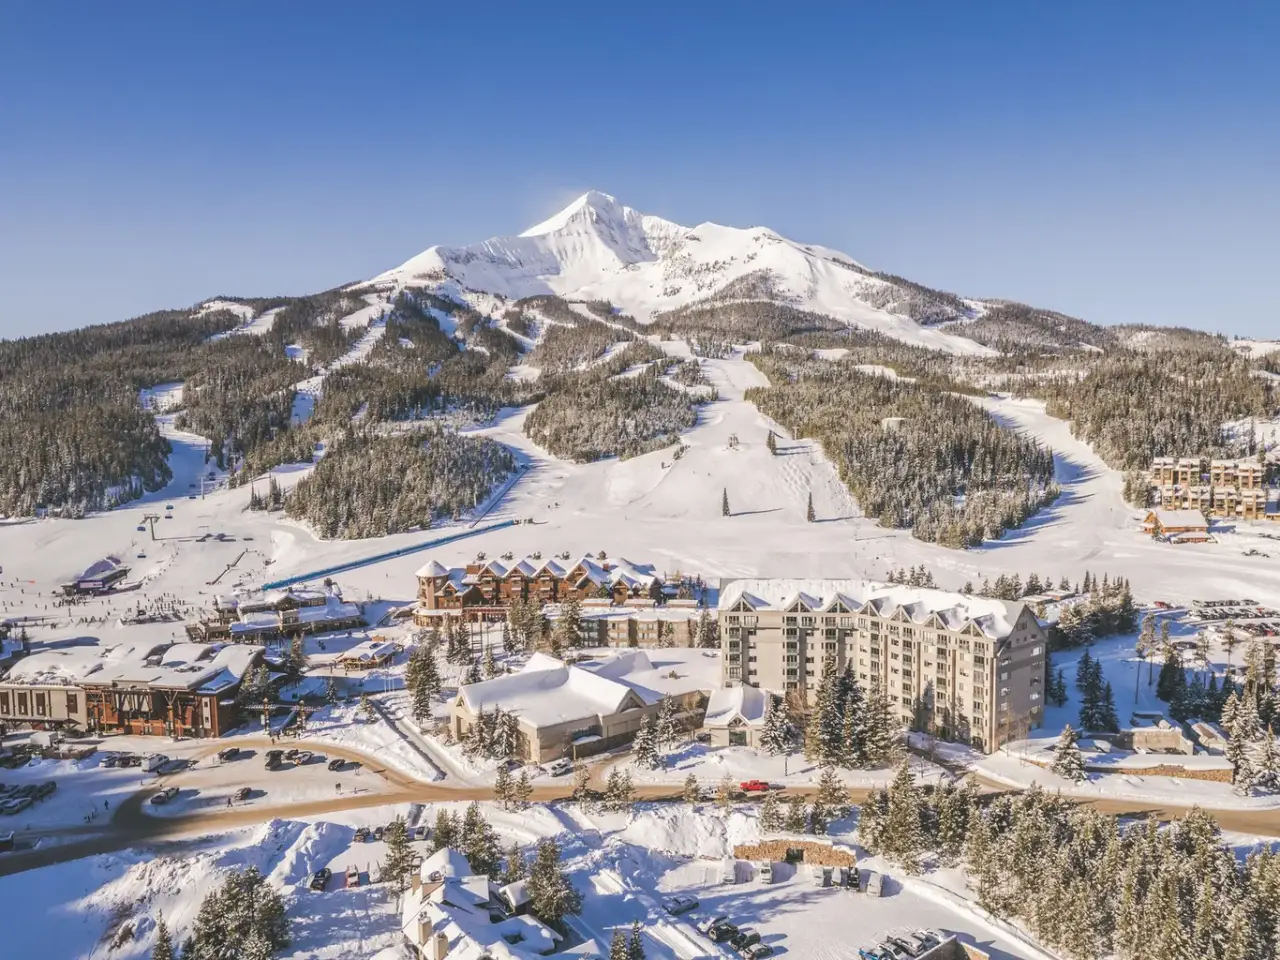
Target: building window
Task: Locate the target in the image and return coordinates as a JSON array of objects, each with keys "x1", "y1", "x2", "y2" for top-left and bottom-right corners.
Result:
[
  {"x1": 1031, "y1": 646, "x2": 1042, "y2": 656},
  {"x1": 1030, "y1": 692, "x2": 1040, "y2": 701},
  {"x1": 999, "y1": 671, "x2": 1009, "y2": 681},
  {"x1": 784, "y1": 616, "x2": 798, "y2": 626},
  {"x1": 35, "y1": 692, "x2": 47, "y2": 717},
  {"x1": 823, "y1": 628, "x2": 836, "y2": 638},
  {"x1": 784, "y1": 628, "x2": 798, "y2": 638},
  {"x1": 0, "y1": 692, "x2": 8, "y2": 713},
  {"x1": 801, "y1": 616, "x2": 815, "y2": 627},
  {"x1": 17, "y1": 692, "x2": 28, "y2": 714}
]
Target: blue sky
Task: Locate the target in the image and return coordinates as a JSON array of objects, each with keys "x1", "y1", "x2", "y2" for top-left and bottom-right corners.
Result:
[{"x1": 1, "y1": 2, "x2": 1277, "y2": 339}]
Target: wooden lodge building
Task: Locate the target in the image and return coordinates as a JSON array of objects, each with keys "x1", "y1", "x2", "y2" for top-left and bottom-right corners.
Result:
[{"x1": 413, "y1": 555, "x2": 663, "y2": 625}]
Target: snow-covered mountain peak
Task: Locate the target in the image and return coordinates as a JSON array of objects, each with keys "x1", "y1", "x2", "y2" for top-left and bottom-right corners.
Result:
[{"x1": 371, "y1": 191, "x2": 996, "y2": 355}]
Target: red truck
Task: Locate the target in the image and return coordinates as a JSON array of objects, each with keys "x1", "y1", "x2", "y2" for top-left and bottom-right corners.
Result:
[{"x1": 739, "y1": 779, "x2": 771, "y2": 793}]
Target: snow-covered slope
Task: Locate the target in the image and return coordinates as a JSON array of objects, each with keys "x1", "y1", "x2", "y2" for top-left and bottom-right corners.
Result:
[{"x1": 372, "y1": 191, "x2": 996, "y2": 356}]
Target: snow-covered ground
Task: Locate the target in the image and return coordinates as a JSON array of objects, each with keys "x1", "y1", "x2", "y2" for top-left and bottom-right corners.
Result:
[{"x1": 0, "y1": 802, "x2": 1054, "y2": 960}]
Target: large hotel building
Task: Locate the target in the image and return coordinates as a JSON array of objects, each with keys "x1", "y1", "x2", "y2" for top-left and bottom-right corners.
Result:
[{"x1": 718, "y1": 578, "x2": 1047, "y2": 752}]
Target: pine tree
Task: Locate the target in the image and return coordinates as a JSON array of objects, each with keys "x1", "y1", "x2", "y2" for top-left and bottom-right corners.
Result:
[
  {"x1": 1050, "y1": 724, "x2": 1087, "y2": 782},
  {"x1": 721, "y1": 488, "x2": 730, "y2": 517},
  {"x1": 861, "y1": 684, "x2": 898, "y2": 766},
  {"x1": 814, "y1": 767, "x2": 850, "y2": 821},
  {"x1": 766, "y1": 430, "x2": 777, "y2": 455},
  {"x1": 153, "y1": 914, "x2": 174, "y2": 960},
  {"x1": 482, "y1": 645, "x2": 498, "y2": 680},
  {"x1": 571, "y1": 763, "x2": 592, "y2": 805},
  {"x1": 1255, "y1": 729, "x2": 1280, "y2": 792},
  {"x1": 804, "y1": 655, "x2": 846, "y2": 767},
  {"x1": 806, "y1": 490, "x2": 815, "y2": 522},
  {"x1": 359, "y1": 692, "x2": 376, "y2": 722},
  {"x1": 682, "y1": 773, "x2": 701, "y2": 804},
  {"x1": 879, "y1": 762, "x2": 925, "y2": 874},
  {"x1": 656, "y1": 696, "x2": 681, "y2": 750},
  {"x1": 627, "y1": 920, "x2": 645, "y2": 960},
  {"x1": 431, "y1": 808, "x2": 458, "y2": 852},
  {"x1": 324, "y1": 675, "x2": 339, "y2": 704},
  {"x1": 464, "y1": 658, "x2": 482, "y2": 685},
  {"x1": 631, "y1": 715, "x2": 660, "y2": 770},
  {"x1": 759, "y1": 696, "x2": 796, "y2": 756},
  {"x1": 758, "y1": 789, "x2": 782, "y2": 833},
  {"x1": 783, "y1": 793, "x2": 808, "y2": 833},
  {"x1": 1157, "y1": 645, "x2": 1187, "y2": 703},
  {"x1": 1100, "y1": 682, "x2": 1120, "y2": 731},
  {"x1": 934, "y1": 780, "x2": 976, "y2": 866},
  {"x1": 610, "y1": 930, "x2": 630, "y2": 960},
  {"x1": 501, "y1": 842, "x2": 528, "y2": 886},
  {"x1": 493, "y1": 765, "x2": 515, "y2": 809},
  {"x1": 527, "y1": 838, "x2": 582, "y2": 926},
  {"x1": 514, "y1": 769, "x2": 533, "y2": 808},
  {"x1": 460, "y1": 802, "x2": 501, "y2": 877},
  {"x1": 605, "y1": 769, "x2": 634, "y2": 811},
  {"x1": 382, "y1": 816, "x2": 414, "y2": 893}
]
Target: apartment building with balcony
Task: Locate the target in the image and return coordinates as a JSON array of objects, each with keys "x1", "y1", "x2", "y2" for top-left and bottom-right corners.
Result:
[
  {"x1": 717, "y1": 578, "x2": 1046, "y2": 753},
  {"x1": 1148, "y1": 457, "x2": 1276, "y2": 521}
]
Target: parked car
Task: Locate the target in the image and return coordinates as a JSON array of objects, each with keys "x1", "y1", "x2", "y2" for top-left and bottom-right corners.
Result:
[
  {"x1": 709, "y1": 921, "x2": 738, "y2": 943},
  {"x1": 0, "y1": 797, "x2": 33, "y2": 815},
  {"x1": 730, "y1": 928, "x2": 761, "y2": 952},
  {"x1": 265, "y1": 750, "x2": 284, "y2": 770},
  {"x1": 284, "y1": 749, "x2": 301, "y2": 761},
  {"x1": 373, "y1": 825, "x2": 385, "y2": 842},
  {"x1": 150, "y1": 786, "x2": 180, "y2": 805},
  {"x1": 812, "y1": 865, "x2": 831, "y2": 887},
  {"x1": 327, "y1": 758, "x2": 345, "y2": 772},
  {"x1": 354, "y1": 826, "x2": 371, "y2": 842},
  {"x1": 309, "y1": 868, "x2": 331, "y2": 892},
  {"x1": 546, "y1": 758, "x2": 573, "y2": 777},
  {"x1": 120, "y1": 755, "x2": 142, "y2": 768},
  {"x1": 234, "y1": 787, "x2": 252, "y2": 801},
  {"x1": 739, "y1": 779, "x2": 770, "y2": 793},
  {"x1": 143, "y1": 754, "x2": 169, "y2": 772},
  {"x1": 696, "y1": 915, "x2": 729, "y2": 935},
  {"x1": 217, "y1": 747, "x2": 240, "y2": 762},
  {"x1": 346, "y1": 866, "x2": 360, "y2": 888},
  {"x1": 886, "y1": 937, "x2": 921, "y2": 958},
  {"x1": 412, "y1": 824, "x2": 430, "y2": 841},
  {"x1": 661, "y1": 894, "x2": 699, "y2": 915},
  {"x1": 295, "y1": 751, "x2": 314, "y2": 764},
  {"x1": 864, "y1": 870, "x2": 884, "y2": 897},
  {"x1": 35, "y1": 781, "x2": 56, "y2": 799},
  {"x1": 756, "y1": 860, "x2": 773, "y2": 883},
  {"x1": 101, "y1": 755, "x2": 119, "y2": 768},
  {"x1": 744, "y1": 944, "x2": 775, "y2": 959}
]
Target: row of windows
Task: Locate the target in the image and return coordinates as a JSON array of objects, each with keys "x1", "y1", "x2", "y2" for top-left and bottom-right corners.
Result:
[{"x1": 0, "y1": 690, "x2": 77, "y2": 717}]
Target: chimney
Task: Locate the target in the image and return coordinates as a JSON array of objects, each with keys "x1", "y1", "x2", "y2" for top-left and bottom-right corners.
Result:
[
  {"x1": 423, "y1": 929, "x2": 450, "y2": 960},
  {"x1": 411, "y1": 870, "x2": 421, "y2": 894}
]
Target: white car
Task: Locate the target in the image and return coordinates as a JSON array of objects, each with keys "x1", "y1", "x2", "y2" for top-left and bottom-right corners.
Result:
[
  {"x1": 661, "y1": 894, "x2": 699, "y2": 915},
  {"x1": 697, "y1": 914, "x2": 729, "y2": 934},
  {"x1": 546, "y1": 758, "x2": 573, "y2": 777}
]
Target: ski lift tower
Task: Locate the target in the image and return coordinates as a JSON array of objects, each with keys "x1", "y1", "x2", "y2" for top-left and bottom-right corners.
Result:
[{"x1": 141, "y1": 514, "x2": 161, "y2": 541}]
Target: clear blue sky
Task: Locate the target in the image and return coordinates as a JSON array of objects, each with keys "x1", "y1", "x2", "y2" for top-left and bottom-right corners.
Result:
[{"x1": 2, "y1": 2, "x2": 1277, "y2": 339}]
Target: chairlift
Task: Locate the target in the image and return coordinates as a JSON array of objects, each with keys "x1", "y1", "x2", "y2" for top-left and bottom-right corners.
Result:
[{"x1": 136, "y1": 525, "x2": 146, "y2": 532}]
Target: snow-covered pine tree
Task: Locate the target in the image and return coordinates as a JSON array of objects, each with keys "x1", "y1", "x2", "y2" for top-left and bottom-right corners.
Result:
[
  {"x1": 1050, "y1": 724, "x2": 1087, "y2": 782},
  {"x1": 631, "y1": 715, "x2": 660, "y2": 770},
  {"x1": 153, "y1": 914, "x2": 174, "y2": 960},
  {"x1": 766, "y1": 430, "x2": 777, "y2": 455},
  {"x1": 605, "y1": 769, "x2": 634, "y2": 811},
  {"x1": 482, "y1": 645, "x2": 498, "y2": 679},
  {"x1": 359, "y1": 692, "x2": 376, "y2": 722},
  {"x1": 806, "y1": 490, "x2": 815, "y2": 522},
  {"x1": 609, "y1": 930, "x2": 629, "y2": 960},
  {"x1": 656, "y1": 695, "x2": 681, "y2": 750},
  {"x1": 880, "y1": 762, "x2": 925, "y2": 873},
  {"x1": 722, "y1": 488, "x2": 730, "y2": 517},
  {"x1": 627, "y1": 921, "x2": 646, "y2": 960},
  {"x1": 758, "y1": 789, "x2": 782, "y2": 833},
  {"x1": 571, "y1": 763, "x2": 592, "y2": 805},
  {"x1": 759, "y1": 696, "x2": 795, "y2": 756},
  {"x1": 804, "y1": 655, "x2": 845, "y2": 767},
  {"x1": 526, "y1": 838, "x2": 582, "y2": 926}
]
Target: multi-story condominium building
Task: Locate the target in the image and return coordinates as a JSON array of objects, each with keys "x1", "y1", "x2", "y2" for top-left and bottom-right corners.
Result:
[
  {"x1": 717, "y1": 578, "x2": 1047, "y2": 752},
  {"x1": 1148, "y1": 457, "x2": 1276, "y2": 521}
]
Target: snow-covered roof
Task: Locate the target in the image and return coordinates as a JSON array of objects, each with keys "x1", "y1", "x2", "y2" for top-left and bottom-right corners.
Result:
[
  {"x1": 415, "y1": 560, "x2": 451, "y2": 578},
  {"x1": 704, "y1": 685, "x2": 770, "y2": 728},
  {"x1": 415, "y1": 555, "x2": 660, "y2": 592},
  {"x1": 1148, "y1": 508, "x2": 1209, "y2": 528},
  {"x1": 70, "y1": 556, "x2": 127, "y2": 582},
  {"x1": 77, "y1": 641, "x2": 262, "y2": 693},
  {"x1": 338, "y1": 638, "x2": 398, "y2": 662},
  {"x1": 420, "y1": 846, "x2": 476, "y2": 882},
  {"x1": 457, "y1": 650, "x2": 715, "y2": 729},
  {"x1": 718, "y1": 578, "x2": 1028, "y2": 641}
]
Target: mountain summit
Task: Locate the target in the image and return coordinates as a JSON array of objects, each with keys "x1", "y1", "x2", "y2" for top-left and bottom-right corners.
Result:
[{"x1": 373, "y1": 191, "x2": 993, "y2": 354}]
